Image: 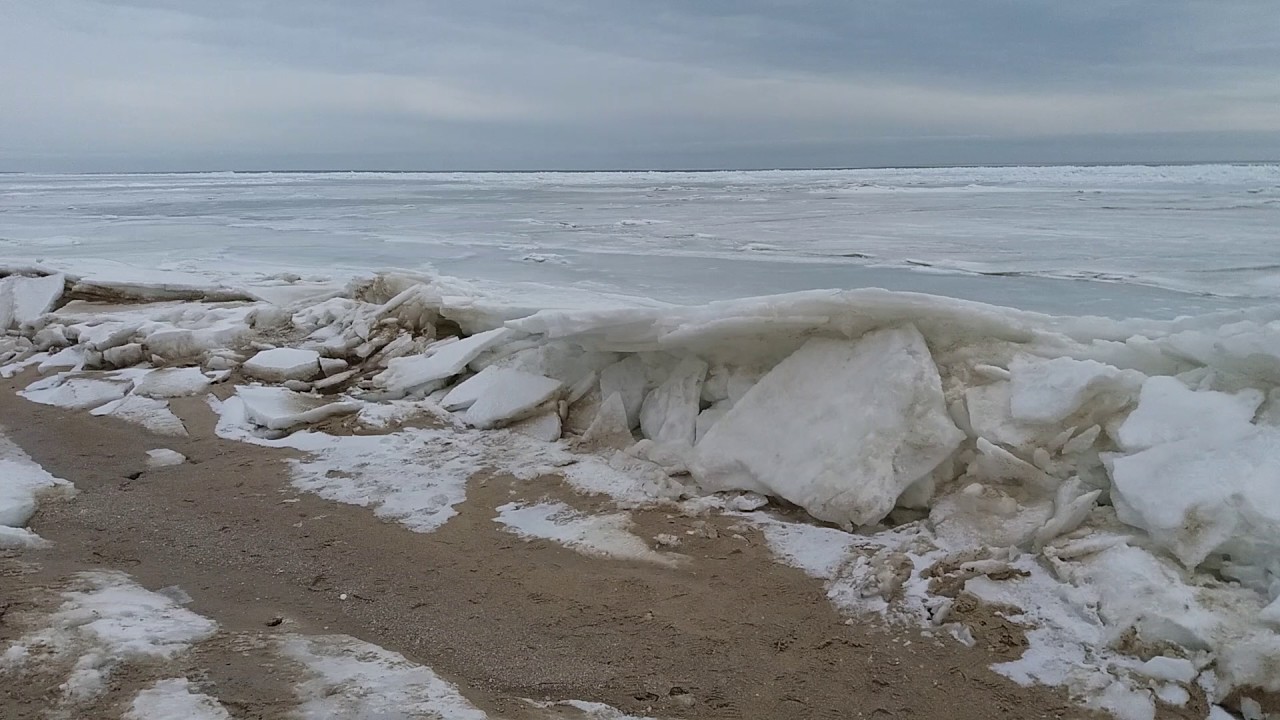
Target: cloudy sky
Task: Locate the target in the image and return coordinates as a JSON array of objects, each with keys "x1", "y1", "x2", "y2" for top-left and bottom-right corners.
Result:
[{"x1": 3, "y1": 0, "x2": 1278, "y2": 171}]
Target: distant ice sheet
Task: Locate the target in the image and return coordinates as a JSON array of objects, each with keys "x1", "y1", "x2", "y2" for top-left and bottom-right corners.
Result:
[{"x1": 4, "y1": 164, "x2": 1280, "y2": 318}]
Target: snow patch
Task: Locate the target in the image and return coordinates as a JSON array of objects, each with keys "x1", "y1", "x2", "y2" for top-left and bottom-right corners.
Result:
[
  {"x1": 124, "y1": 678, "x2": 232, "y2": 720},
  {"x1": 2, "y1": 572, "x2": 216, "y2": 703},
  {"x1": 281, "y1": 634, "x2": 488, "y2": 720},
  {"x1": 495, "y1": 501, "x2": 678, "y2": 565}
]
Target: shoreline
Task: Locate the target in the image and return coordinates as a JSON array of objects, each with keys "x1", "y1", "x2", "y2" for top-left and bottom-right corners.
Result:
[
  {"x1": 1, "y1": 264, "x2": 1278, "y2": 719},
  {"x1": 0, "y1": 381, "x2": 1107, "y2": 719}
]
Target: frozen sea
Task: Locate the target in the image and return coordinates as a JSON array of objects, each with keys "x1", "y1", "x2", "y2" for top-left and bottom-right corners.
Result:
[{"x1": 3, "y1": 164, "x2": 1279, "y2": 318}]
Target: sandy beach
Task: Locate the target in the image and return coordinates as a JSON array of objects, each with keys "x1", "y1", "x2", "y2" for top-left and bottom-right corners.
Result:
[{"x1": 0, "y1": 372, "x2": 1127, "y2": 719}]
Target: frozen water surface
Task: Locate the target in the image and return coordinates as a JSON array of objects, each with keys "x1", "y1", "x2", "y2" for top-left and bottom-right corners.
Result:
[{"x1": 3, "y1": 164, "x2": 1279, "y2": 318}]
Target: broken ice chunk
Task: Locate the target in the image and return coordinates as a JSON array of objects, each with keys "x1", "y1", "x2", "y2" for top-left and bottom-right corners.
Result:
[
  {"x1": 693, "y1": 326, "x2": 964, "y2": 528},
  {"x1": 461, "y1": 370, "x2": 561, "y2": 429},
  {"x1": 639, "y1": 356, "x2": 707, "y2": 447},
  {"x1": 236, "y1": 386, "x2": 360, "y2": 431},
  {"x1": 242, "y1": 348, "x2": 323, "y2": 383},
  {"x1": 133, "y1": 367, "x2": 213, "y2": 398},
  {"x1": 374, "y1": 328, "x2": 513, "y2": 397},
  {"x1": 1115, "y1": 375, "x2": 1263, "y2": 452}
]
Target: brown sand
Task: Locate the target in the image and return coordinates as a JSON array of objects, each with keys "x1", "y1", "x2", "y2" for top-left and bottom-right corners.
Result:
[{"x1": 0, "y1": 378, "x2": 1139, "y2": 719}]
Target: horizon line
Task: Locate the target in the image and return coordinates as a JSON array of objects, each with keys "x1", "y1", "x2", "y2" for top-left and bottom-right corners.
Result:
[{"x1": 3, "y1": 159, "x2": 1279, "y2": 176}]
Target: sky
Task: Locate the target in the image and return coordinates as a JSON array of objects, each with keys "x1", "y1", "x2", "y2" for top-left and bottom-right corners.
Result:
[{"x1": 2, "y1": 0, "x2": 1279, "y2": 171}]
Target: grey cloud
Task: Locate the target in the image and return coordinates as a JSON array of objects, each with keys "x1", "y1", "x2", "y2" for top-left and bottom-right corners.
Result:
[{"x1": 1, "y1": 0, "x2": 1277, "y2": 171}]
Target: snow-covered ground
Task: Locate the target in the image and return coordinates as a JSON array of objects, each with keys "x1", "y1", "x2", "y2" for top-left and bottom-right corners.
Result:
[
  {"x1": 0, "y1": 569, "x2": 659, "y2": 719},
  {"x1": 3, "y1": 165, "x2": 1280, "y2": 719}
]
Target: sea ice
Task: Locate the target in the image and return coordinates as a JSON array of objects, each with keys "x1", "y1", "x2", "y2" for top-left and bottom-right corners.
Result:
[
  {"x1": 374, "y1": 328, "x2": 513, "y2": 397},
  {"x1": 1114, "y1": 375, "x2": 1264, "y2": 452},
  {"x1": 20, "y1": 372, "x2": 135, "y2": 409},
  {"x1": 236, "y1": 386, "x2": 361, "y2": 431},
  {"x1": 462, "y1": 370, "x2": 562, "y2": 429},
  {"x1": 638, "y1": 356, "x2": 707, "y2": 447},
  {"x1": 0, "y1": 273, "x2": 64, "y2": 330},
  {"x1": 1008, "y1": 356, "x2": 1142, "y2": 424},
  {"x1": 242, "y1": 347, "x2": 323, "y2": 383},
  {"x1": 90, "y1": 395, "x2": 189, "y2": 437},
  {"x1": 1108, "y1": 426, "x2": 1280, "y2": 572},
  {"x1": 509, "y1": 412, "x2": 562, "y2": 442},
  {"x1": 579, "y1": 393, "x2": 636, "y2": 450},
  {"x1": 132, "y1": 367, "x2": 213, "y2": 398},
  {"x1": 693, "y1": 326, "x2": 964, "y2": 527},
  {"x1": 598, "y1": 356, "x2": 649, "y2": 428}
]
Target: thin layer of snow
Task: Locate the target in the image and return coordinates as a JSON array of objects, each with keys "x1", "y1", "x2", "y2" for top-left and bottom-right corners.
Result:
[
  {"x1": 0, "y1": 524, "x2": 49, "y2": 549},
  {"x1": 495, "y1": 501, "x2": 677, "y2": 566},
  {"x1": 281, "y1": 634, "x2": 489, "y2": 720},
  {"x1": 2, "y1": 572, "x2": 216, "y2": 702},
  {"x1": 124, "y1": 678, "x2": 232, "y2": 720},
  {"x1": 525, "y1": 698, "x2": 663, "y2": 719}
]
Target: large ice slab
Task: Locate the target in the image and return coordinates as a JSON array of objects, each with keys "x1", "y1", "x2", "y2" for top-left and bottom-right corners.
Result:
[
  {"x1": 90, "y1": 395, "x2": 189, "y2": 437},
  {"x1": 0, "y1": 431, "x2": 74, "y2": 529},
  {"x1": 242, "y1": 347, "x2": 322, "y2": 383},
  {"x1": 19, "y1": 372, "x2": 135, "y2": 410},
  {"x1": 132, "y1": 367, "x2": 213, "y2": 398},
  {"x1": 374, "y1": 328, "x2": 513, "y2": 397},
  {"x1": 0, "y1": 273, "x2": 64, "y2": 330},
  {"x1": 638, "y1": 356, "x2": 707, "y2": 447},
  {"x1": 236, "y1": 386, "x2": 361, "y2": 431},
  {"x1": 1114, "y1": 375, "x2": 1264, "y2": 452},
  {"x1": 461, "y1": 369, "x2": 562, "y2": 429},
  {"x1": 1009, "y1": 356, "x2": 1142, "y2": 424},
  {"x1": 1109, "y1": 426, "x2": 1280, "y2": 572},
  {"x1": 693, "y1": 326, "x2": 964, "y2": 527}
]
